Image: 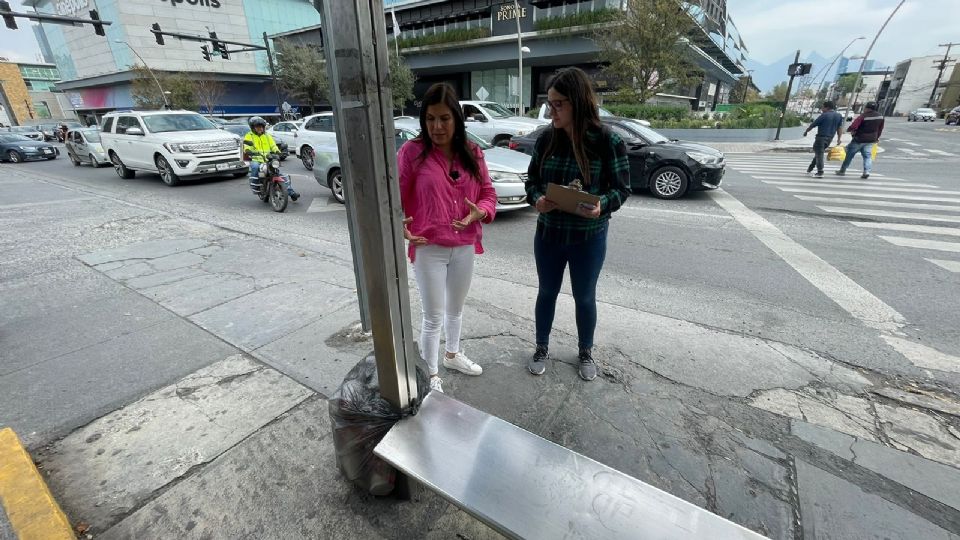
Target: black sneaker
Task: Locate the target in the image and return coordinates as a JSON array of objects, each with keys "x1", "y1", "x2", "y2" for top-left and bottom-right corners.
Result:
[
  {"x1": 834, "y1": 170, "x2": 846, "y2": 176},
  {"x1": 289, "y1": 190, "x2": 300, "y2": 201},
  {"x1": 578, "y1": 348, "x2": 597, "y2": 381},
  {"x1": 860, "y1": 173, "x2": 870, "y2": 179},
  {"x1": 813, "y1": 171, "x2": 824, "y2": 178},
  {"x1": 528, "y1": 345, "x2": 548, "y2": 376}
]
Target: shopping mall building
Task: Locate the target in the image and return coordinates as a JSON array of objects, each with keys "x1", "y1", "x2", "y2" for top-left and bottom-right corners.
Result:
[
  {"x1": 25, "y1": 0, "x2": 320, "y2": 119},
  {"x1": 278, "y1": 0, "x2": 749, "y2": 113}
]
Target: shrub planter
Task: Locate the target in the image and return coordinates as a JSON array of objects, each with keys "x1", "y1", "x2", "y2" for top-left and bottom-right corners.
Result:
[{"x1": 654, "y1": 126, "x2": 806, "y2": 142}]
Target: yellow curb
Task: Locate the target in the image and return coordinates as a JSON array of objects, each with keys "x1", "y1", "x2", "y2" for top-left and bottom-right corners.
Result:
[{"x1": 0, "y1": 428, "x2": 75, "y2": 540}]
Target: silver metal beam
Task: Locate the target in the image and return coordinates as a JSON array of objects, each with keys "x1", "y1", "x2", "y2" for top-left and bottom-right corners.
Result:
[{"x1": 314, "y1": 0, "x2": 418, "y2": 410}]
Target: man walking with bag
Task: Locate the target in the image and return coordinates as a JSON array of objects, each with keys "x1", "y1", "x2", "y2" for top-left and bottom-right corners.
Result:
[
  {"x1": 803, "y1": 101, "x2": 844, "y2": 178},
  {"x1": 836, "y1": 102, "x2": 884, "y2": 179}
]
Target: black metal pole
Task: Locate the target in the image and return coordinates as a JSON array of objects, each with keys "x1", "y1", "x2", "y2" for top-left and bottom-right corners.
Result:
[
  {"x1": 263, "y1": 32, "x2": 285, "y2": 119},
  {"x1": 774, "y1": 50, "x2": 800, "y2": 141}
]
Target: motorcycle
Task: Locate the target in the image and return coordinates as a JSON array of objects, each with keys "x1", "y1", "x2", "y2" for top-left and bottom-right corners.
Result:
[{"x1": 243, "y1": 141, "x2": 289, "y2": 213}]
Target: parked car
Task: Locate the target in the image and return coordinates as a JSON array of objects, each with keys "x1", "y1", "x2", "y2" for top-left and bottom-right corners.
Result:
[
  {"x1": 291, "y1": 112, "x2": 339, "y2": 171},
  {"x1": 946, "y1": 106, "x2": 960, "y2": 125},
  {"x1": 33, "y1": 123, "x2": 59, "y2": 141},
  {"x1": 55, "y1": 121, "x2": 84, "y2": 142},
  {"x1": 4, "y1": 126, "x2": 45, "y2": 141},
  {"x1": 65, "y1": 128, "x2": 108, "y2": 167},
  {"x1": 312, "y1": 118, "x2": 532, "y2": 211},
  {"x1": 100, "y1": 110, "x2": 247, "y2": 186},
  {"x1": 460, "y1": 100, "x2": 547, "y2": 147},
  {"x1": 218, "y1": 123, "x2": 288, "y2": 160},
  {"x1": 534, "y1": 104, "x2": 644, "y2": 124},
  {"x1": 266, "y1": 121, "x2": 304, "y2": 152},
  {"x1": 908, "y1": 108, "x2": 936, "y2": 122},
  {"x1": 0, "y1": 133, "x2": 58, "y2": 162},
  {"x1": 509, "y1": 117, "x2": 725, "y2": 199},
  {"x1": 835, "y1": 108, "x2": 855, "y2": 121}
]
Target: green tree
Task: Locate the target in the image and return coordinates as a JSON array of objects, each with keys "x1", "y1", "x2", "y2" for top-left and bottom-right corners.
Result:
[
  {"x1": 389, "y1": 51, "x2": 416, "y2": 113},
  {"x1": 130, "y1": 64, "x2": 169, "y2": 109},
  {"x1": 166, "y1": 72, "x2": 198, "y2": 110},
  {"x1": 729, "y1": 76, "x2": 760, "y2": 104},
  {"x1": 835, "y1": 73, "x2": 865, "y2": 94},
  {"x1": 766, "y1": 81, "x2": 789, "y2": 102},
  {"x1": 595, "y1": 0, "x2": 703, "y2": 104},
  {"x1": 274, "y1": 41, "x2": 329, "y2": 114}
]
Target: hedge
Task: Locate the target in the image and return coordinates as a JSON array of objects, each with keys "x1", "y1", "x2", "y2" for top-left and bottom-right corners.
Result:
[
  {"x1": 607, "y1": 102, "x2": 803, "y2": 129},
  {"x1": 603, "y1": 104, "x2": 688, "y2": 122},
  {"x1": 533, "y1": 8, "x2": 619, "y2": 32}
]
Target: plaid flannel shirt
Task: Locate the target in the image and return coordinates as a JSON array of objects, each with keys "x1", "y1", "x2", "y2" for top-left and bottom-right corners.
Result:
[{"x1": 524, "y1": 126, "x2": 631, "y2": 244}]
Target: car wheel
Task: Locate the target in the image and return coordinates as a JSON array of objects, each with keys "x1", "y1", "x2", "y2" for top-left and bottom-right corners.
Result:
[
  {"x1": 300, "y1": 145, "x2": 314, "y2": 171},
  {"x1": 328, "y1": 168, "x2": 345, "y2": 204},
  {"x1": 7, "y1": 150, "x2": 23, "y2": 163},
  {"x1": 155, "y1": 155, "x2": 180, "y2": 186},
  {"x1": 649, "y1": 166, "x2": 689, "y2": 200},
  {"x1": 89, "y1": 154, "x2": 99, "y2": 167},
  {"x1": 70, "y1": 153, "x2": 81, "y2": 166},
  {"x1": 493, "y1": 135, "x2": 511, "y2": 148},
  {"x1": 111, "y1": 152, "x2": 136, "y2": 179}
]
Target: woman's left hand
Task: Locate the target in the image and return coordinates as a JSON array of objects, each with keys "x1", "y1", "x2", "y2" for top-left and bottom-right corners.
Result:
[
  {"x1": 452, "y1": 198, "x2": 487, "y2": 230},
  {"x1": 577, "y1": 201, "x2": 602, "y2": 219}
]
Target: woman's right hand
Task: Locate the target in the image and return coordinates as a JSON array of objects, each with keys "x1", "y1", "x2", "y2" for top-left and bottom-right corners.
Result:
[
  {"x1": 535, "y1": 196, "x2": 558, "y2": 214},
  {"x1": 403, "y1": 217, "x2": 428, "y2": 246}
]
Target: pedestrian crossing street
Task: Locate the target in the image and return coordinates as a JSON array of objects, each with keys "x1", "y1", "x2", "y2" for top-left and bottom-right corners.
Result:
[
  {"x1": 881, "y1": 138, "x2": 958, "y2": 160},
  {"x1": 724, "y1": 154, "x2": 960, "y2": 274}
]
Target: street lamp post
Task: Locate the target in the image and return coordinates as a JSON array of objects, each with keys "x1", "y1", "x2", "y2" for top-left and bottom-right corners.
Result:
[
  {"x1": 740, "y1": 69, "x2": 753, "y2": 103},
  {"x1": 850, "y1": 0, "x2": 906, "y2": 113},
  {"x1": 808, "y1": 36, "x2": 865, "y2": 115},
  {"x1": 514, "y1": 0, "x2": 524, "y2": 114},
  {"x1": 115, "y1": 39, "x2": 169, "y2": 109}
]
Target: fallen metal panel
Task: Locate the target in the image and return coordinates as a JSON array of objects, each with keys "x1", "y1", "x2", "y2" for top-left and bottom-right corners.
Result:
[{"x1": 375, "y1": 392, "x2": 768, "y2": 540}]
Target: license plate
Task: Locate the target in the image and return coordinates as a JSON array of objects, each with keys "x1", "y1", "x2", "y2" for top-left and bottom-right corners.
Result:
[
  {"x1": 215, "y1": 163, "x2": 231, "y2": 171},
  {"x1": 42, "y1": 148, "x2": 52, "y2": 153}
]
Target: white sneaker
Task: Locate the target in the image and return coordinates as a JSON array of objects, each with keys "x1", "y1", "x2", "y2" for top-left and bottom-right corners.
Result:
[
  {"x1": 442, "y1": 351, "x2": 483, "y2": 375},
  {"x1": 429, "y1": 376, "x2": 444, "y2": 393}
]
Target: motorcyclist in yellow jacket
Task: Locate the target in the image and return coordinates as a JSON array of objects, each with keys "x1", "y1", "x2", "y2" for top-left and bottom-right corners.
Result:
[{"x1": 244, "y1": 116, "x2": 299, "y2": 201}]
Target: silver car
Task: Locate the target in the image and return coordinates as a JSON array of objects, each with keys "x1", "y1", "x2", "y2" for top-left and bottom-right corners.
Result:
[
  {"x1": 65, "y1": 128, "x2": 108, "y2": 167},
  {"x1": 313, "y1": 119, "x2": 531, "y2": 212},
  {"x1": 5, "y1": 126, "x2": 45, "y2": 141},
  {"x1": 908, "y1": 108, "x2": 936, "y2": 122}
]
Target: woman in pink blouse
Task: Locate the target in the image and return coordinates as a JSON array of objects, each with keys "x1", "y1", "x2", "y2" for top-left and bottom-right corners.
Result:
[{"x1": 398, "y1": 83, "x2": 498, "y2": 394}]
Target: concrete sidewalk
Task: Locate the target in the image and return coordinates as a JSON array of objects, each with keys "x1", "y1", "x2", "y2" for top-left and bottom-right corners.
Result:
[
  {"x1": 709, "y1": 137, "x2": 811, "y2": 153},
  {"x1": 2, "y1": 167, "x2": 959, "y2": 539}
]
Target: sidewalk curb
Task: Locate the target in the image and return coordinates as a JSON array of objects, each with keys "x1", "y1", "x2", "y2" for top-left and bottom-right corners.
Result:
[{"x1": 0, "y1": 428, "x2": 75, "y2": 540}]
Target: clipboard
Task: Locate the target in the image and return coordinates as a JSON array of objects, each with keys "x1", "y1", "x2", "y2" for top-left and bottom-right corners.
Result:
[{"x1": 546, "y1": 182, "x2": 601, "y2": 215}]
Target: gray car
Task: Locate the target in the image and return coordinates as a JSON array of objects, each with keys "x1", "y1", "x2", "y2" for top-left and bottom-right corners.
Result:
[
  {"x1": 65, "y1": 128, "x2": 108, "y2": 167},
  {"x1": 313, "y1": 119, "x2": 531, "y2": 211}
]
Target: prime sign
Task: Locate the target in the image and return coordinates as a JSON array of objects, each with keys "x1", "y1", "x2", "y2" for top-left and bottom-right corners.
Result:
[{"x1": 55, "y1": 0, "x2": 89, "y2": 17}]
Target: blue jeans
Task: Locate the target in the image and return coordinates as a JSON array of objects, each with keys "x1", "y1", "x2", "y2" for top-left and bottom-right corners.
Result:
[
  {"x1": 534, "y1": 226, "x2": 608, "y2": 350},
  {"x1": 839, "y1": 141, "x2": 874, "y2": 174},
  {"x1": 249, "y1": 161, "x2": 294, "y2": 194}
]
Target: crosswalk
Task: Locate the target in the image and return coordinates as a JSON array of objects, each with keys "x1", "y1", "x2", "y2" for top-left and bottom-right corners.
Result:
[
  {"x1": 725, "y1": 154, "x2": 960, "y2": 274},
  {"x1": 882, "y1": 138, "x2": 958, "y2": 159}
]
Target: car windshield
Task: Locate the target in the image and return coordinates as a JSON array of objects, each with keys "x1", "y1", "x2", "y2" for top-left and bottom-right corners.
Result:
[
  {"x1": 598, "y1": 107, "x2": 613, "y2": 117},
  {"x1": 11, "y1": 127, "x2": 36, "y2": 132},
  {"x1": 0, "y1": 134, "x2": 31, "y2": 142},
  {"x1": 80, "y1": 129, "x2": 101, "y2": 142},
  {"x1": 466, "y1": 130, "x2": 492, "y2": 150},
  {"x1": 917, "y1": 108, "x2": 934, "y2": 113},
  {"x1": 142, "y1": 114, "x2": 218, "y2": 133},
  {"x1": 222, "y1": 125, "x2": 249, "y2": 137},
  {"x1": 479, "y1": 103, "x2": 515, "y2": 119},
  {"x1": 622, "y1": 120, "x2": 669, "y2": 143}
]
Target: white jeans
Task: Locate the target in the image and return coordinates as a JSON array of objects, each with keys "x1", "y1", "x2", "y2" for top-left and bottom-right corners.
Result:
[{"x1": 413, "y1": 245, "x2": 475, "y2": 375}]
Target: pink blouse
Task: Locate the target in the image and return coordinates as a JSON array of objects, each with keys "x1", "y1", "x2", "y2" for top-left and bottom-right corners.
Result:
[{"x1": 398, "y1": 139, "x2": 498, "y2": 262}]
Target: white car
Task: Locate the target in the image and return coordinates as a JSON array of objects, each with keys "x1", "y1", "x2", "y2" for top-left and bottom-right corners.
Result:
[
  {"x1": 908, "y1": 108, "x2": 936, "y2": 122},
  {"x1": 534, "y1": 104, "x2": 652, "y2": 126},
  {"x1": 290, "y1": 113, "x2": 339, "y2": 171},
  {"x1": 100, "y1": 110, "x2": 247, "y2": 186},
  {"x1": 313, "y1": 118, "x2": 531, "y2": 212},
  {"x1": 460, "y1": 100, "x2": 547, "y2": 147},
  {"x1": 266, "y1": 120, "x2": 303, "y2": 153}
]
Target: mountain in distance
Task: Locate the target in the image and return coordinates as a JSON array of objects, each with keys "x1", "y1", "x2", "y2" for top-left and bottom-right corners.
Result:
[{"x1": 746, "y1": 51, "x2": 833, "y2": 94}]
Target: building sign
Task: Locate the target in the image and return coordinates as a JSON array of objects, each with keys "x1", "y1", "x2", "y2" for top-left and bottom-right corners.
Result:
[
  {"x1": 55, "y1": 0, "x2": 88, "y2": 17},
  {"x1": 161, "y1": 0, "x2": 223, "y2": 8},
  {"x1": 492, "y1": 1, "x2": 534, "y2": 36}
]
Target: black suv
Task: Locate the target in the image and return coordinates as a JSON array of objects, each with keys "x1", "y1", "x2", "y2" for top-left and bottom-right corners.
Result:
[{"x1": 509, "y1": 117, "x2": 725, "y2": 199}]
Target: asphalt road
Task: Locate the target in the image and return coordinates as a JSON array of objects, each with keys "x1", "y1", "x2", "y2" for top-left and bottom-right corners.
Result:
[{"x1": 10, "y1": 116, "x2": 960, "y2": 393}]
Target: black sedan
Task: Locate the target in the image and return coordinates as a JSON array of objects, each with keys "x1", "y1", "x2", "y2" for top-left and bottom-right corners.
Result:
[
  {"x1": 509, "y1": 117, "x2": 725, "y2": 199},
  {"x1": 219, "y1": 124, "x2": 288, "y2": 160},
  {"x1": 0, "y1": 133, "x2": 59, "y2": 163}
]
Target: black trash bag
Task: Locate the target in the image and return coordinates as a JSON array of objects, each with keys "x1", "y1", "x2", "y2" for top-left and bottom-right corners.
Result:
[{"x1": 329, "y1": 354, "x2": 428, "y2": 496}]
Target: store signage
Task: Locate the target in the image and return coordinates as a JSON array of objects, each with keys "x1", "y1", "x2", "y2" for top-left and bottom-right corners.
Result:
[
  {"x1": 55, "y1": 0, "x2": 88, "y2": 17},
  {"x1": 491, "y1": 1, "x2": 534, "y2": 36},
  {"x1": 161, "y1": 0, "x2": 223, "y2": 8}
]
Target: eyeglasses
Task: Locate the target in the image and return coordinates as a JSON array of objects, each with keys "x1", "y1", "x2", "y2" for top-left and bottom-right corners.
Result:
[{"x1": 547, "y1": 99, "x2": 569, "y2": 111}]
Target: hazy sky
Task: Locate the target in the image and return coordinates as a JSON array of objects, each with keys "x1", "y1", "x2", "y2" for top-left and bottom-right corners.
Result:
[
  {"x1": 728, "y1": 0, "x2": 960, "y2": 66},
  {"x1": 1, "y1": 0, "x2": 958, "y2": 67}
]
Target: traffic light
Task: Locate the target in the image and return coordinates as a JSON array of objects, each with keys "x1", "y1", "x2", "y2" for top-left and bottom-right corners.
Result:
[
  {"x1": 201, "y1": 45, "x2": 212, "y2": 62},
  {"x1": 1, "y1": 1, "x2": 17, "y2": 30},
  {"x1": 152, "y1": 23, "x2": 164, "y2": 46},
  {"x1": 89, "y1": 10, "x2": 105, "y2": 36},
  {"x1": 209, "y1": 31, "x2": 228, "y2": 59}
]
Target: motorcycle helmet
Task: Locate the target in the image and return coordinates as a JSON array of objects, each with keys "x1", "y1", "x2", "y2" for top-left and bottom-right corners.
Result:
[{"x1": 248, "y1": 116, "x2": 268, "y2": 129}]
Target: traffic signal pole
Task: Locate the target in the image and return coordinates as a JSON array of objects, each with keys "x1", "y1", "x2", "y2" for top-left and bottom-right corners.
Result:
[
  {"x1": 774, "y1": 50, "x2": 801, "y2": 141},
  {"x1": 1, "y1": 1, "x2": 109, "y2": 34}
]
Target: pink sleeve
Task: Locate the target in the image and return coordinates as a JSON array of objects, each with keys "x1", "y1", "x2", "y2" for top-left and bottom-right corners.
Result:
[
  {"x1": 397, "y1": 142, "x2": 417, "y2": 218},
  {"x1": 475, "y1": 149, "x2": 497, "y2": 224}
]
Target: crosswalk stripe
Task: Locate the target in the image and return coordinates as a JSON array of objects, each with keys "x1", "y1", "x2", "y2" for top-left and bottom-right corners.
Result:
[
  {"x1": 764, "y1": 181, "x2": 958, "y2": 194},
  {"x1": 900, "y1": 148, "x2": 924, "y2": 155},
  {"x1": 926, "y1": 149, "x2": 957, "y2": 156},
  {"x1": 781, "y1": 188, "x2": 955, "y2": 201},
  {"x1": 848, "y1": 222, "x2": 960, "y2": 237},
  {"x1": 733, "y1": 167, "x2": 888, "y2": 177},
  {"x1": 900, "y1": 141, "x2": 922, "y2": 147},
  {"x1": 795, "y1": 196, "x2": 960, "y2": 213},
  {"x1": 305, "y1": 196, "x2": 342, "y2": 213},
  {"x1": 817, "y1": 207, "x2": 960, "y2": 224},
  {"x1": 879, "y1": 236, "x2": 960, "y2": 253},
  {"x1": 926, "y1": 259, "x2": 960, "y2": 272},
  {"x1": 754, "y1": 175, "x2": 916, "y2": 184}
]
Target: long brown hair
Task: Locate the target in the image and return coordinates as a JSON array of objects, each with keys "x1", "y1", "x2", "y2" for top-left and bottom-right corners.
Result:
[
  {"x1": 542, "y1": 68, "x2": 602, "y2": 185},
  {"x1": 417, "y1": 83, "x2": 481, "y2": 181}
]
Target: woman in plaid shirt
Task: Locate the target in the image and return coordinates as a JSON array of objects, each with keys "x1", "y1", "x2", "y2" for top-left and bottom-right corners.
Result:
[{"x1": 524, "y1": 68, "x2": 631, "y2": 381}]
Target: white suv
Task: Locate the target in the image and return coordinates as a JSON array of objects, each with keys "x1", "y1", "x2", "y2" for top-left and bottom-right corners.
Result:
[{"x1": 100, "y1": 110, "x2": 247, "y2": 186}]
